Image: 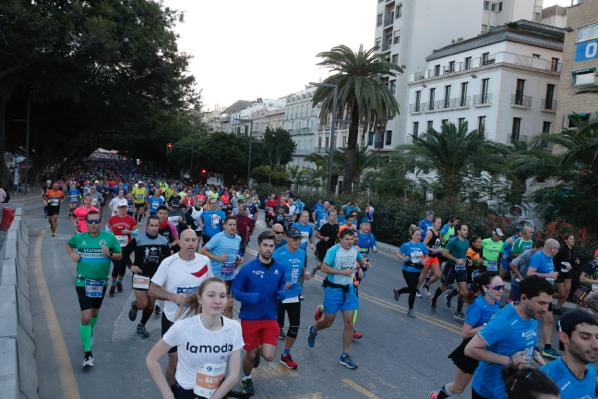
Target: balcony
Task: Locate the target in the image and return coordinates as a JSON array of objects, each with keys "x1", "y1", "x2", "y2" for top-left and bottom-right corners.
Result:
[
  {"x1": 381, "y1": 37, "x2": 393, "y2": 52},
  {"x1": 409, "y1": 103, "x2": 422, "y2": 114},
  {"x1": 510, "y1": 94, "x2": 532, "y2": 108},
  {"x1": 473, "y1": 93, "x2": 493, "y2": 107},
  {"x1": 541, "y1": 98, "x2": 557, "y2": 113},
  {"x1": 451, "y1": 96, "x2": 471, "y2": 109}
]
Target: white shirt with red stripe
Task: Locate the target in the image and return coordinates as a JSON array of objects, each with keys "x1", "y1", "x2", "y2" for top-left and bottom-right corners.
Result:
[{"x1": 151, "y1": 253, "x2": 213, "y2": 322}]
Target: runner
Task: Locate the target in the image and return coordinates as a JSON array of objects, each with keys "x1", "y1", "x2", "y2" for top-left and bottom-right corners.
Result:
[
  {"x1": 149, "y1": 229, "x2": 213, "y2": 386},
  {"x1": 200, "y1": 216, "x2": 242, "y2": 318},
  {"x1": 311, "y1": 210, "x2": 339, "y2": 277},
  {"x1": 541, "y1": 310, "x2": 598, "y2": 399},
  {"x1": 553, "y1": 233, "x2": 580, "y2": 315},
  {"x1": 274, "y1": 227, "x2": 307, "y2": 369},
  {"x1": 481, "y1": 228, "x2": 504, "y2": 273},
  {"x1": 44, "y1": 182, "x2": 65, "y2": 236},
  {"x1": 429, "y1": 272, "x2": 503, "y2": 399},
  {"x1": 123, "y1": 216, "x2": 169, "y2": 338},
  {"x1": 199, "y1": 197, "x2": 226, "y2": 245},
  {"x1": 64, "y1": 210, "x2": 123, "y2": 369},
  {"x1": 67, "y1": 182, "x2": 82, "y2": 218},
  {"x1": 577, "y1": 249, "x2": 598, "y2": 315},
  {"x1": 147, "y1": 188, "x2": 165, "y2": 217},
  {"x1": 447, "y1": 235, "x2": 483, "y2": 321},
  {"x1": 157, "y1": 205, "x2": 179, "y2": 253},
  {"x1": 509, "y1": 240, "x2": 545, "y2": 302},
  {"x1": 291, "y1": 210, "x2": 313, "y2": 252},
  {"x1": 419, "y1": 217, "x2": 442, "y2": 297},
  {"x1": 418, "y1": 210, "x2": 435, "y2": 234},
  {"x1": 527, "y1": 238, "x2": 561, "y2": 359},
  {"x1": 511, "y1": 225, "x2": 534, "y2": 260},
  {"x1": 108, "y1": 189, "x2": 127, "y2": 216},
  {"x1": 465, "y1": 275, "x2": 553, "y2": 399},
  {"x1": 72, "y1": 195, "x2": 99, "y2": 233},
  {"x1": 393, "y1": 225, "x2": 429, "y2": 318},
  {"x1": 106, "y1": 201, "x2": 137, "y2": 297},
  {"x1": 146, "y1": 277, "x2": 243, "y2": 399},
  {"x1": 272, "y1": 223, "x2": 287, "y2": 250},
  {"x1": 499, "y1": 229, "x2": 520, "y2": 280},
  {"x1": 440, "y1": 216, "x2": 459, "y2": 245},
  {"x1": 184, "y1": 198, "x2": 204, "y2": 239},
  {"x1": 234, "y1": 204, "x2": 254, "y2": 257},
  {"x1": 232, "y1": 230, "x2": 286, "y2": 395},
  {"x1": 87, "y1": 184, "x2": 104, "y2": 211},
  {"x1": 307, "y1": 228, "x2": 367, "y2": 369},
  {"x1": 502, "y1": 366, "x2": 559, "y2": 399},
  {"x1": 132, "y1": 181, "x2": 147, "y2": 222}
]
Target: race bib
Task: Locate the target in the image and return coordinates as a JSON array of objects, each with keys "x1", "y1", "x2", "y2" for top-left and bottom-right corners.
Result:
[
  {"x1": 132, "y1": 274, "x2": 150, "y2": 289},
  {"x1": 151, "y1": 202, "x2": 159, "y2": 210},
  {"x1": 116, "y1": 235, "x2": 129, "y2": 246},
  {"x1": 282, "y1": 296, "x2": 300, "y2": 304},
  {"x1": 91, "y1": 198, "x2": 98, "y2": 206},
  {"x1": 136, "y1": 194, "x2": 144, "y2": 200},
  {"x1": 49, "y1": 198, "x2": 60, "y2": 206},
  {"x1": 454, "y1": 262, "x2": 466, "y2": 272},
  {"x1": 486, "y1": 260, "x2": 498, "y2": 271},
  {"x1": 194, "y1": 363, "x2": 226, "y2": 398},
  {"x1": 84, "y1": 279, "x2": 105, "y2": 298},
  {"x1": 220, "y1": 262, "x2": 236, "y2": 278},
  {"x1": 410, "y1": 250, "x2": 423, "y2": 264},
  {"x1": 211, "y1": 214, "x2": 221, "y2": 228},
  {"x1": 301, "y1": 232, "x2": 309, "y2": 244}
]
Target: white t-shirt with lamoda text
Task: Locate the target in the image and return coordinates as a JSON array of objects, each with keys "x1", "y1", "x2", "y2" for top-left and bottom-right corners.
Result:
[
  {"x1": 151, "y1": 253, "x2": 213, "y2": 322},
  {"x1": 163, "y1": 315, "x2": 244, "y2": 397}
]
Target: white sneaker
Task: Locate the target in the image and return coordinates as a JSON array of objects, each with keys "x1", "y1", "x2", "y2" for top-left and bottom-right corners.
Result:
[{"x1": 82, "y1": 353, "x2": 94, "y2": 369}]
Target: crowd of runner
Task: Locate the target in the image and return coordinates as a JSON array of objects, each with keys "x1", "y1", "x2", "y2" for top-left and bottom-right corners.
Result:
[{"x1": 39, "y1": 163, "x2": 598, "y2": 399}]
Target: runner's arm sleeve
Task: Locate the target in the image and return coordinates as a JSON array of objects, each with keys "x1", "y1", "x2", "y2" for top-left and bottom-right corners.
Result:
[
  {"x1": 464, "y1": 302, "x2": 481, "y2": 326},
  {"x1": 478, "y1": 317, "x2": 507, "y2": 347},
  {"x1": 162, "y1": 320, "x2": 180, "y2": 347},
  {"x1": 67, "y1": 234, "x2": 77, "y2": 247},
  {"x1": 122, "y1": 239, "x2": 135, "y2": 267},
  {"x1": 231, "y1": 267, "x2": 259, "y2": 303}
]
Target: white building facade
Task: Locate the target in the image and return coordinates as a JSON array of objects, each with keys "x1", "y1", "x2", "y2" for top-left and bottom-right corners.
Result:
[
  {"x1": 374, "y1": 0, "x2": 545, "y2": 147},
  {"x1": 284, "y1": 88, "x2": 320, "y2": 167},
  {"x1": 406, "y1": 21, "x2": 564, "y2": 145}
]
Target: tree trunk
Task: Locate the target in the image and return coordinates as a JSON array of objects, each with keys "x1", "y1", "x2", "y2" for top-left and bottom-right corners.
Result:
[
  {"x1": 343, "y1": 106, "x2": 360, "y2": 194},
  {"x1": 0, "y1": 88, "x2": 13, "y2": 187}
]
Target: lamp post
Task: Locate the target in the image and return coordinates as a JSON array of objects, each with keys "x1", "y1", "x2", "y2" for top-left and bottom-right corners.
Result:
[
  {"x1": 233, "y1": 116, "x2": 254, "y2": 188},
  {"x1": 13, "y1": 96, "x2": 31, "y2": 193},
  {"x1": 309, "y1": 82, "x2": 338, "y2": 195}
]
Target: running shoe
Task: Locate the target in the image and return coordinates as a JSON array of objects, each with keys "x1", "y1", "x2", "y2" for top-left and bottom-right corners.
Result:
[
  {"x1": 453, "y1": 311, "x2": 465, "y2": 321},
  {"x1": 240, "y1": 377, "x2": 255, "y2": 395},
  {"x1": 307, "y1": 325, "x2": 317, "y2": 348},
  {"x1": 82, "y1": 352, "x2": 94, "y2": 369},
  {"x1": 108, "y1": 285, "x2": 116, "y2": 297},
  {"x1": 280, "y1": 353, "x2": 298, "y2": 369},
  {"x1": 423, "y1": 284, "x2": 431, "y2": 297},
  {"x1": 428, "y1": 392, "x2": 439, "y2": 399},
  {"x1": 352, "y1": 330, "x2": 363, "y2": 340},
  {"x1": 154, "y1": 304, "x2": 161, "y2": 317},
  {"x1": 430, "y1": 296, "x2": 437, "y2": 312},
  {"x1": 339, "y1": 353, "x2": 358, "y2": 369},
  {"x1": 393, "y1": 288, "x2": 401, "y2": 302},
  {"x1": 278, "y1": 330, "x2": 286, "y2": 341},
  {"x1": 128, "y1": 300, "x2": 138, "y2": 322},
  {"x1": 136, "y1": 324, "x2": 149, "y2": 338},
  {"x1": 416, "y1": 289, "x2": 423, "y2": 298},
  {"x1": 116, "y1": 282, "x2": 123, "y2": 293},
  {"x1": 407, "y1": 309, "x2": 416, "y2": 319},
  {"x1": 314, "y1": 305, "x2": 323, "y2": 321},
  {"x1": 541, "y1": 347, "x2": 561, "y2": 359}
]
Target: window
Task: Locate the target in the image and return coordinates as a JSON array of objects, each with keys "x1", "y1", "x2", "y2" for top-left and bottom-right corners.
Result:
[
  {"x1": 413, "y1": 122, "x2": 419, "y2": 138},
  {"x1": 460, "y1": 82, "x2": 468, "y2": 106},
  {"x1": 392, "y1": 54, "x2": 399, "y2": 65},
  {"x1": 478, "y1": 116, "x2": 486, "y2": 133},
  {"x1": 482, "y1": 52, "x2": 491, "y2": 64},
  {"x1": 444, "y1": 85, "x2": 451, "y2": 108},
  {"x1": 367, "y1": 132, "x2": 374, "y2": 146},
  {"x1": 441, "y1": 119, "x2": 449, "y2": 127},
  {"x1": 385, "y1": 130, "x2": 392, "y2": 145},
  {"x1": 515, "y1": 79, "x2": 525, "y2": 104},
  {"x1": 458, "y1": 117, "x2": 466, "y2": 126},
  {"x1": 577, "y1": 23, "x2": 598, "y2": 43},
  {"x1": 396, "y1": 4, "x2": 402, "y2": 18},
  {"x1": 464, "y1": 57, "x2": 472, "y2": 70},
  {"x1": 390, "y1": 80, "x2": 396, "y2": 94},
  {"x1": 572, "y1": 68, "x2": 596, "y2": 86},
  {"x1": 481, "y1": 78, "x2": 490, "y2": 103},
  {"x1": 376, "y1": 13, "x2": 383, "y2": 27},
  {"x1": 534, "y1": 12, "x2": 541, "y2": 22},
  {"x1": 434, "y1": 64, "x2": 440, "y2": 76},
  {"x1": 551, "y1": 57, "x2": 560, "y2": 72},
  {"x1": 375, "y1": 37, "x2": 381, "y2": 48},
  {"x1": 448, "y1": 61, "x2": 455, "y2": 72},
  {"x1": 427, "y1": 120, "x2": 433, "y2": 132},
  {"x1": 429, "y1": 88, "x2": 436, "y2": 110},
  {"x1": 394, "y1": 31, "x2": 400, "y2": 44},
  {"x1": 545, "y1": 84, "x2": 555, "y2": 109},
  {"x1": 325, "y1": 137, "x2": 329, "y2": 147},
  {"x1": 511, "y1": 117, "x2": 522, "y2": 142},
  {"x1": 415, "y1": 90, "x2": 421, "y2": 112},
  {"x1": 318, "y1": 137, "x2": 322, "y2": 148},
  {"x1": 542, "y1": 121, "x2": 551, "y2": 133},
  {"x1": 484, "y1": 1, "x2": 490, "y2": 10},
  {"x1": 498, "y1": 2, "x2": 503, "y2": 11},
  {"x1": 491, "y1": 2, "x2": 496, "y2": 11}
]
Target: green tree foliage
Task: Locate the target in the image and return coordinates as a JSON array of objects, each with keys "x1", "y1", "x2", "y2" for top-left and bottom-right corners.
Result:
[
  {"x1": 312, "y1": 45, "x2": 402, "y2": 194},
  {"x1": 262, "y1": 128, "x2": 295, "y2": 166},
  {"x1": 251, "y1": 165, "x2": 289, "y2": 186}
]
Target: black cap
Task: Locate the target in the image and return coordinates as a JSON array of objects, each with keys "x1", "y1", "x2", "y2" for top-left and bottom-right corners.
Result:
[{"x1": 286, "y1": 227, "x2": 302, "y2": 239}]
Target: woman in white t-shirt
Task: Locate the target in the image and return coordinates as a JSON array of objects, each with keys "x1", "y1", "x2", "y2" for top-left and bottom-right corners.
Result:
[{"x1": 146, "y1": 277, "x2": 243, "y2": 399}]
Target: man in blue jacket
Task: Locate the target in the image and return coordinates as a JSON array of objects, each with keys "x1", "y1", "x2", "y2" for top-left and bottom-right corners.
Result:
[{"x1": 232, "y1": 230, "x2": 286, "y2": 396}]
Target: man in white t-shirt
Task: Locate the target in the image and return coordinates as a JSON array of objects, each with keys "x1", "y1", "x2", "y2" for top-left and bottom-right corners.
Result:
[
  {"x1": 108, "y1": 189, "x2": 127, "y2": 216},
  {"x1": 149, "y1": 229, "x2": 213, "y2": 386}
]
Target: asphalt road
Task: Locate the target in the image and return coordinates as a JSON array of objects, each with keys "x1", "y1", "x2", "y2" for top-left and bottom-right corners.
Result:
[{"x1": 23, "y1": 197, "x2": 481, "y2": 399}]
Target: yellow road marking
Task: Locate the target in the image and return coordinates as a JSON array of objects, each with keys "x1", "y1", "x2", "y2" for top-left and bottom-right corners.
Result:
[
  {"x1": 33, "y1": 231, "x2": 81, "y2": 399},
  {"x1": 285, "y1": 394, "x2": 325, "y2": 399},
  {"x1": 342, "y1": 378, "x2": 382, "y2": 399}
]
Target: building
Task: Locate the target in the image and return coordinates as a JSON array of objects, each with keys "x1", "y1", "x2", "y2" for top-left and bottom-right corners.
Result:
[
  {"x1": 553, "y1": 0, "x2": 598, "y2": 131},
  {"x1": 374, "y1": 0, "x2": 545, "y2": 147},
  {"x1": 252, "y1": 108, "x2": 285, "y2": 138},
  {"x1": 284, "y1": 88, "x2": 320, "y2": 167},
  {"x1": 406, "y1": 20, "x2": 564, "y2": 144},
  {"x1": 541, "y1": 5, "x2": 568, "y2": 29},
  {"x1": 227, "y1": 98, "x2": 285, "y2": 139}
]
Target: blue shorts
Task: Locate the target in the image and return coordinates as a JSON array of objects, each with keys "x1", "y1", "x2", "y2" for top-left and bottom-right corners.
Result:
[
  {"x1": 323, "y1": 285, "x2": 358, "y2": 314},
  {"x1": 500, "y1": 257, "x2": 511, "y2": 270}
]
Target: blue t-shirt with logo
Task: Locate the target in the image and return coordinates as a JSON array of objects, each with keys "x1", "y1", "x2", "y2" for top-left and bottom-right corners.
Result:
[
  {"x1": 201, "y1": 209, "x2": 226, "y2": 237},
  {"x1": 399, "y1": 241, "x2": 429, "y2": 273},
  {"x1": 542, "y1": 357, "x2": 596, "y2": 399},
  {"x1": 204, "y1": 231, "x2": 241, "y2": 281},
  {"x1": 323, "y1": 244, "x2": 363, "y2": 286},
  {"x1": 273, "y1": 246, "x2": 307, "y2": 300},
  {"x1": 418, "y1": 218, "x2": 433, "y2": 233},
  {"x1": 529, "y1": 251, "x2": 554, "y2": 274},
  {"x1": 472, "y1": 304, "x2": 538, "y2": 399},
  {"x1": 357, "y1": 231, "x2": 377, "y2": 256},
  {"x1": 465, "y1": 295, "x2": 500, "y2": 328},
  {"x1": 147, "y1": 196, "x2": 164, "y2": 214},
  {"x1": 291, "y1": 222, "x2": 313, "y2": 250},
  {"x1": 68, "y1": 188, "x2": 81, "y2": 203}
]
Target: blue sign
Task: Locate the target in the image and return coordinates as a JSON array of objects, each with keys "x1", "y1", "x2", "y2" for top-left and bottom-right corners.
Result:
[{"x1": 576, "y1": 39, "x2": 598, "y2": 62}]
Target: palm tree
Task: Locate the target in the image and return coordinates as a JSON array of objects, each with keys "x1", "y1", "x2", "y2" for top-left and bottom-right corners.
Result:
[
  {"x1": 312, "y1": 44, "x2": 402, "y2": 194},
  {"x1": 286, "y1": 164, "x2": 308, "y2": 191},
  {"x1": 334, "y1": 147, "x2": 380, "y2": 187},
  {"x1": 398, "y1": 121, "x2": 501, "y2": 202}
]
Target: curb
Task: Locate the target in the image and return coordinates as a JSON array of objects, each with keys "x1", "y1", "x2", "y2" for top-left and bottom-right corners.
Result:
[{"x1": 0, "y1": 206, "x2": 39, "y2": 399}]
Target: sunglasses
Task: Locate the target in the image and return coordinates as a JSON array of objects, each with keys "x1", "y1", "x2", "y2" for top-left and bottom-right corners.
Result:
[
  {"x1": 86, "y1": 219, "x2": 101, "y2": 224},
  {"x1": 489, "y1": 285, "x2": 505, "y2": 291},
  {"x1": 273, "y1": 231, "x2": 284, "y2": 234}
]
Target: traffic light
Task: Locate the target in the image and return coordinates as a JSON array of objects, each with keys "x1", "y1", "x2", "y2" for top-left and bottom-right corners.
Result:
[
  {"x1": 201, "y1": 168, "x2": 207, "y2": 176},
  {"x1": 166, "y1": 143, "x2": 173, "y2": 152}
]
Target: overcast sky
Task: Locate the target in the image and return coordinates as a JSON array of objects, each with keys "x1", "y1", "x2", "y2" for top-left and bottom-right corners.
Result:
[{"x1": 164, "y1": 0, "x2": 572, "y2": 110}]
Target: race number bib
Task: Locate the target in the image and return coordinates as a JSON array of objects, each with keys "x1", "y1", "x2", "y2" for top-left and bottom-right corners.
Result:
[
  {"x1": 410, "y1": 249, "x2": 423, "y2": 265},
  {"x1": 136, "y1": 194, "x2": 144, "y2": 200},
  {"x1": 132, "y1": 274, "x2": 150, "y2": 289},
  {"x1": 116, "y1": 235, "x2": 129, "y2": 246},
  {"x1": 486, "y1": 260, "x2": 498, "y2": 271},
  {"x1": 91, "y1": 198, "x2": 98, "y2": 206},
  {"x1": 300, "y1": 232, "x2": 309, "y2": 246},
  {"x1": 220, "y1": 262, "x2": 235, "y2": 278},
  {"x1": 211, "y1": 214, "x2": 221, "y2": 228},
  {"x1": 84, "y1": 279, "x2": 105, "y2": 298},
  {"x1": 454, "y1": 262, "x2": 466, "y2": 272},
  {"x1": 194, "y1": 363, "x2": 226, "y2": 398},
  {"x1": 49, "y1": 198, "x2": 60, "y2": 206},
  {"x1": 282, "y1": 296, "x2": 300, "y2": 304}
]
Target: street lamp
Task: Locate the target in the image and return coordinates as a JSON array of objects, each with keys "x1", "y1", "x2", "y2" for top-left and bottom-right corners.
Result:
[
  {"x1": 233, "y1": 116, "x2": 254, "y2": 188},
  {"x1": 309, "y1": 82, "x2": 338, "y2": 195}
]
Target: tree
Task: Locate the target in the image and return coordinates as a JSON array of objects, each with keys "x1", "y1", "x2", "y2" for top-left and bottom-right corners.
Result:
[
  {"x1": 361, "y1": 153, "x2": 412, "y2": 199},
  {"x1": 251, "y1": 165, "x2": 288, "y2": 186},
  {"x1": 312, "y1": 44, "x2": 402, "y2": 194},
  {"x1": 261, "y1": 128, "x2": 295, "y2": 166},
  {"x1": 334, "y1": 147, "x2": 379, "y2": 187},
  {"x1": 398, "y1": 121, "x2": 502, "y2": 203}
]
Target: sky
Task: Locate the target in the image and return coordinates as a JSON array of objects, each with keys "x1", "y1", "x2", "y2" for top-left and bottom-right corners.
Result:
[{"x1": 164, "y1": 0, "x2": 572, "y2": 111}]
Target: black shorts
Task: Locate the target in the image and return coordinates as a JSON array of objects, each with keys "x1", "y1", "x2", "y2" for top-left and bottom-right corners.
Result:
[
  {"x1": 442, "y1": 263, "x2": 468, "y2": 285},
  {"x1": 135, "y1": 203, "x2": 145, "y2": 209},
  {"x1": 47, "y1": 206, "x2": 60, "y2": 216},
  {"x1": 161, "y1": 313, "x2": 177, "y2": 353},
  {"x1": 555, "y1": 271, "x2": 573, "y2": 283},
  {"x1": 448, "y1": 337, "x2": 478, "y2": 374},
  {"x1": 201, "y1": 234, "x2": 212, "y2": 245},
  {"x1": 76, "y1": 285, "x2": 107, "y2": 311},
  {"x1": 171, "y1": 381, "x2": 211, "y2": 399}
]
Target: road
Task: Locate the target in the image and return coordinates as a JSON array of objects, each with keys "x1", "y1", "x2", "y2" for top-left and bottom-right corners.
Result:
[{"x1": 23, "y1": 198, "x2": 472, "y2": 399}]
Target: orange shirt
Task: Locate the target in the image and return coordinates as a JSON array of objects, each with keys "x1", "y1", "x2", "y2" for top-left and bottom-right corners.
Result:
[{"x1": 46, "y1": 189, "x2": 65, "y2": 207}]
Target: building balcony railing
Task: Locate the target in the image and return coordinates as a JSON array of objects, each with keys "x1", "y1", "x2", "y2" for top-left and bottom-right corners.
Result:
[
  {"x1": 510, "y1": 94, "x2": 532, "y2": 108},
  {"x1": 381, "y1": 38, "x2": 393, "y2": 52},
  {"x1": 409, "y1": 103, "x2": 422, "y2": 114},
  {"x1": 541, "y1": 98, "x2": 557, "y2": 112},
  {"x1": 473, "y1": 93, "x2": 493, "y2": 107},
  {"x1": 410, "y1": 51, "x2": 562, "y2": 82},
  {"x1": 450, "y1": 96, "x2": 471, "y2": 109}
]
